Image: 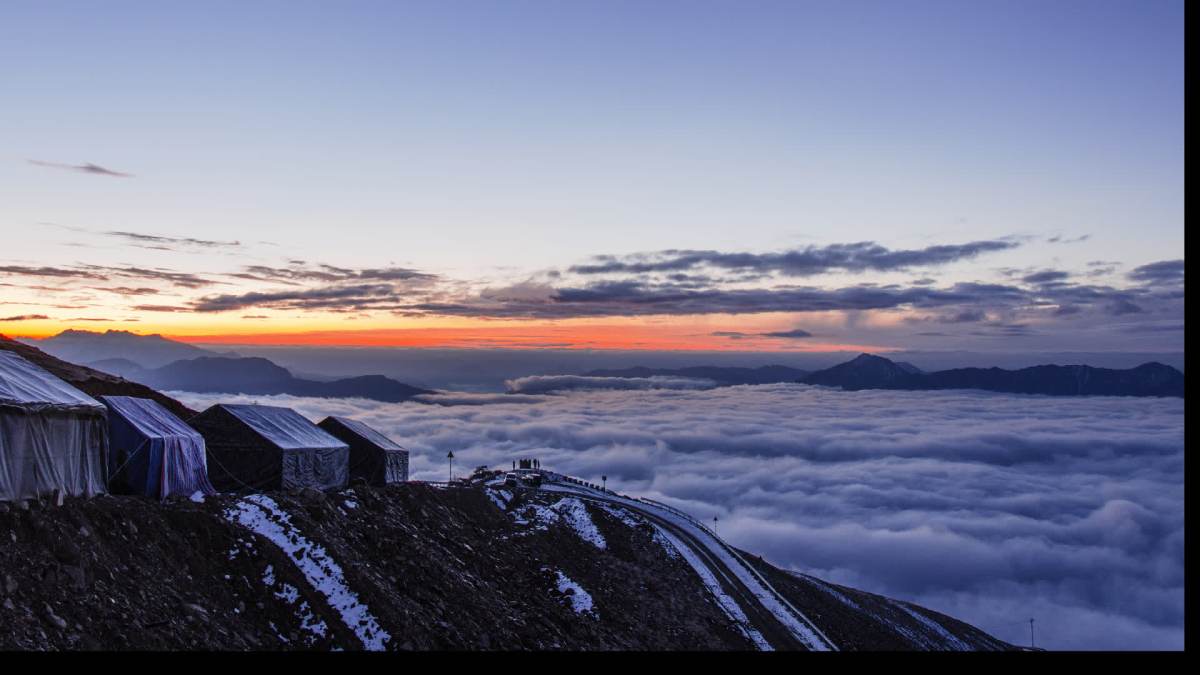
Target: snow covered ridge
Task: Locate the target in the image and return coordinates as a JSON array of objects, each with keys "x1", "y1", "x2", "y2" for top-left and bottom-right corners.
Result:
[
  {"x1": 224, "y1": 494, "x2": 390, "y2": 651},
  {"x1": 504, "y1": 493, "x2": 608, "y2": 550}
]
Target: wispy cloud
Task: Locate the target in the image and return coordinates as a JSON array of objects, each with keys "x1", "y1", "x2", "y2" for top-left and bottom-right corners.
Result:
[
  {"x1": 129, "y1": 304, "x2": 187, "y2": 312},
  {"x1": 104, "y1": 230, "x2": 240, "y2": 249},
  {"x1": 191, "y1": 283, "x2": 403, "y2": 313},
  {"x1": 713, "y1": 328, "x2": 814, "y2": 340},
  {"x1": 0, "y1": 264, "x2": 109, "y2": 281},
  {"x1": 0, "y1": 314, "x2": 49, "y2": 321},
  {"x1": 1046, "y1": 234, "x2": 1091, "y2": 244},
  {"x1": 1128, "y1": 259, "x2": 1184, "y2": 286},
  {"x1": 0, "y1": 263, "x2": 218, "y2": 289},
  {"x1": 569, "y1": 239, "x2": 1020, "y2": 277},
  {"x1": 233, "y1": 263, "x2": 438, "y2": 284},
  {"x1": 27, "y1": 159, "x2": 134, "y2": 178},
  {"x1": 760, "y1": 328, "x2": 814, "y2": 339}
]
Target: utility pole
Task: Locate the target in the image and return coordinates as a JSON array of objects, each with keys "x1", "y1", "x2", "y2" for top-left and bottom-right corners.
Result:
[
  {"x1": 1029, "y1": 618, "x2": 1035, "y2": 649},
  {"x1": 447, "y1": 451, "x2": 455, "y2": 482}
]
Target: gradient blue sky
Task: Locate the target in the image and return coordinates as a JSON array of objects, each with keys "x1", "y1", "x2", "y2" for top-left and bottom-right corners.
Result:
[{"x1": 0, "y1": 0, "x2": 1185, "y2": 351}]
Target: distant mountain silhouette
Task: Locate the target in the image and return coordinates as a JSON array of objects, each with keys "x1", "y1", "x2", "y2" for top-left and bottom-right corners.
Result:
[
  {"x1": 24, "y1": 329, "x2": 218, "y2": 369},
  {"x1": 86, "y1": 357, "x2": 148, "y2": 378},
  {"x1": 584, "y1": 365, "x2": 810, "y2": 386},
  {"x1": 801, "y1": 353, "x2": 1184, "y2": 397},
  {"x1": 802, "y1": 354, "x2": 916, "y2": 390},
  {"x1": 100, "y1": 355, "x2": 433, "y2": 402}
]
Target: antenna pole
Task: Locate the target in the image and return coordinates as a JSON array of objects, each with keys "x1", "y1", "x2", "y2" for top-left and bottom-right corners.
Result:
[{"x1": 1029, "y1": 618, "x2": 1035, "y2": 649}]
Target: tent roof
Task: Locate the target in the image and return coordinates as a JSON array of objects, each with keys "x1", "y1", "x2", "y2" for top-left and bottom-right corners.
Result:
[
  {"x1": 217, "y1": 404, "x2": 348, "y2": 450},
  {"x1": 101, "y1": 395, "x2": 203, "y2": 442},
  {"x1": 324, "y1": 416, "x2": 406, "y2": 451},
  {"x1": 0, "y1": 350, "x2": 103, "y2": 410}
]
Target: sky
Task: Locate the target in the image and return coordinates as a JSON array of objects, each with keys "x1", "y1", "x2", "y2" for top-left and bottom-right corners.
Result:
[{"x1": 0, "y1": 0, "x2": 1185, "y2": 353}]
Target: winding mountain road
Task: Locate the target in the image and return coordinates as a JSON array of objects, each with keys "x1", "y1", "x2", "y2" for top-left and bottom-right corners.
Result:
[{"x1": 539, "y1": 478, "x2": 836, "y2": 651}]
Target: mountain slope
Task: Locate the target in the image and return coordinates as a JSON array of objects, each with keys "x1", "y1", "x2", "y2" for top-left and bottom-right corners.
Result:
[
  {"x1": 23, "y1": 330, "x2": 218, "y2": 369},
  {"x1": 802, "y1": 354, "x2": 922, "y2": 390},
  {"x1": 0, "y1": 481, "x2": 1014, "y2": 651},
  {"x1": 110, "y1": 356, "x2": 433, "y2": 402},
  {"x1": 801, "y1": 353, "x2": 1184, "y2": 397}
]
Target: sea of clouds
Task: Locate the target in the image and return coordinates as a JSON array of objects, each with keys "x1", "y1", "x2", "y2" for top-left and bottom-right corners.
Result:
[{"x1": 172, "y1": 384, "x2": 1185, "y2": 650}]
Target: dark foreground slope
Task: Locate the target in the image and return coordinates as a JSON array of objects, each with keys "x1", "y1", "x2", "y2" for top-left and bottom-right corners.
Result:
[
  {"x1": 0, "y1": 483, "x2": 1012, "y2": 651},
  {"x1": 0, "y1": 484, "x2": 752, "y2": 650},
  {"x1": 741, "y1": 556, "x2": 1011, "y2": 651},
  {"x1": 0, "y1": 334, "x2": 195, "y2": 419}
]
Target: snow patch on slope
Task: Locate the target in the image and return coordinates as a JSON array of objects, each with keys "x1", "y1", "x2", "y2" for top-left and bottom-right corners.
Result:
[
  {"x1": 510, "y1": 496, "x2": 607, "y2": 549},
  {"x1": 553, "y1": 570, "x2": 597, "y2": 616},
  {"x1": 894, "y1": 601, "x2": 973, "y2": 651},
  {"x1": 552, "y1": 498, "x2": 606, "y2": 549},
  {"x1": 485, "y1": 487, "x2": 512, "y2": 511},
  {"x1": 789, "y1": 571, "x2": 863, "y2": 612},
  {"x1": 225, "y1": 494, "x2": 390, "y2": 651}
]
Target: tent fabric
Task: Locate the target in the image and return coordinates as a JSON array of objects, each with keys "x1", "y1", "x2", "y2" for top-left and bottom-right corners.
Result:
[
  {"x1": 101, "y1": 396, "x2": 215, "y2": 499},
  {"x1": 219, "y1": 404, "x2": 348, "y2": 450},
  {"x1": 190, "y1": 404, "x2": 349, "y2": 492},
  {"x1": 318, "y1": 416, "x2": 409, "y2": 485},
  {"x1": 323, "y1": 416, "x2": 405, "y2": 451},
  {"x1": 0, "y1": 352, "x2": 107, "y2": 501},
  {"x1": 0, "y1": 350, "x2": 103, "y2": 412}
]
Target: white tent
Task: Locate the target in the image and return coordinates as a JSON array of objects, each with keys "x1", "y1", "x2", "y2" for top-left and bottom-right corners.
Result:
[{"x1": 0, "y1": 351, "x2": 108, "y2": 501}]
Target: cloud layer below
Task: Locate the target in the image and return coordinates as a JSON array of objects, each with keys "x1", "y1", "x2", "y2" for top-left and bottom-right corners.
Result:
[
  {"x1": 172, "y1": 384, "x2": 1184, "y2": 650},
  {"x1": 504, "y1": 374, "x2": 717, "y2": 394}
]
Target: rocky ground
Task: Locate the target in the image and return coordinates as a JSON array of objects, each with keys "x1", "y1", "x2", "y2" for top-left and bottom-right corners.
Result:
[{"x1": 0, "y1": 482, "x2": 755, "y2": 650}]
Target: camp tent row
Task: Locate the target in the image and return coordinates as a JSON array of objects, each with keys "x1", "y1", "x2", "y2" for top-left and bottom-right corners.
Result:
[{"x1": 0, "y1": 351, "x2": 408, "y2": 502}]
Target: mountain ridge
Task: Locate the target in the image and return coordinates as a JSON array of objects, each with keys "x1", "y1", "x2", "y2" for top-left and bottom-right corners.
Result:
[
  {"x1": 23, "y1": 329, "x2": 220, "y2": 369},
  {"x1": 800, "y1": 353, "x2": 1184, "y2": 397},
  {"x1": 93, "y1": 355, "x2": 434, "y2": 403}
]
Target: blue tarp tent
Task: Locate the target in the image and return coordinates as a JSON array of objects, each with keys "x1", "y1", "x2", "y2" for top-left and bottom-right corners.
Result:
[
  {"x1": 1, "y1": 351, "x2": 107, "y2": 501},
  {"x1": 101, "y1": 396, "x2": 215, "y2": 499}
]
